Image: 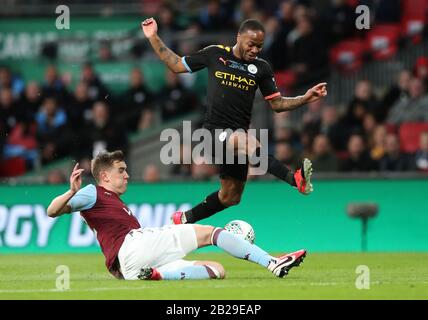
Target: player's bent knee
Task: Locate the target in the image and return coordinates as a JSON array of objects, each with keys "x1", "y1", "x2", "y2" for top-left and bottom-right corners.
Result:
[
  {"x1": 225, "y1": 195, "x2": 242, "y2": 206},
  {"x1": 218, "y1": 192, "x2": 242, "y2": 207},
  {"x1": 231, "y1": 195, "x2": 241, "y2": 206}
]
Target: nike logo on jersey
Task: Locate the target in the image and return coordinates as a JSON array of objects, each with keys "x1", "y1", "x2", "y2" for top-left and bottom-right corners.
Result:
[{"x1": 104, "y1": 191, "x2": 112, "y2": 196}]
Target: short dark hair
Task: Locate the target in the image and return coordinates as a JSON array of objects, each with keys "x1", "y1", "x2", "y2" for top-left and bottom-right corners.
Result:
[
  {"x1": 238, "y1": 19, "x2": 265, "y2": 34},
  {"x1": 91, "y1": 150, "x2": 125, "y2": 183}
]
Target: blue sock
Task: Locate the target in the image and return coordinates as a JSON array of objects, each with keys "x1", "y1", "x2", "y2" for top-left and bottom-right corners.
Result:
[
  {"x1": 159, "y1": 265, "x2": 216, "y2": 280},
  {"x1": 212, "y1": 229, "x2": 274, "y2": 267}
]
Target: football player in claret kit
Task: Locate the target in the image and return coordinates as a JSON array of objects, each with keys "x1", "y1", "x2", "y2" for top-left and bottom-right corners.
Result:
[
  {"x1": 142, "y1": 17, "x2": 327, "y2": 225},
  {"x1": 47, "y1": 150, "x2": 306, "y2": 280}
]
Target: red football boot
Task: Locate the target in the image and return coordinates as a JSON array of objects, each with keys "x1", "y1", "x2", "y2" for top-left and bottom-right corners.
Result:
[
  {"x1": 171, "y1": 211, "x2": 186, "y2": 224},
  {"x1": 294, "y1": 158, "x2": 313, "y2": 195},
  {"x1": 268, "y1": 249, "x2": 307, "y2": 278}
]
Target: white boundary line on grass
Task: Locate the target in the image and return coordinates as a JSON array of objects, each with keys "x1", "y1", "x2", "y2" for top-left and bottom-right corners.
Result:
[
  {"x1": 1, "y1": 281, "x2": 428, "y2": 294},
  {"x1": 0, "y1": 287, "x2": 150, "y2": 293}
]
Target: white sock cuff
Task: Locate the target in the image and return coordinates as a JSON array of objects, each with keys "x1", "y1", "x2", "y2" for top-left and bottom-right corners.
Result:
[
  {"x1": 210, "y1": 227, "x2": 223, "y2": 245},
  {"x1": 205, "y1": 265, "x2": 221, "y2": 279}
]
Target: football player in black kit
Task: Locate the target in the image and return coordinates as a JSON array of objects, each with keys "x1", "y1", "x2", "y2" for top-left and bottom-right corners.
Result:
[{"x1": 142, "y1": 17, "x2": 327, "y2": 224}]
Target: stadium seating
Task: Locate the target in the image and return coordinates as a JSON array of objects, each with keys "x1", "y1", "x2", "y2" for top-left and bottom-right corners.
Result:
[
  {"x1": 385, "y1": 123, "x2": 398, "y2": 134},
  {"x1": 346, "y1": 0, "x2": 359, "y2": 8},
  {"x1": 330, "y1": 0, "x2": 428, "y2": 71},
  {"x1": 274, "y1": 70, "x2": 297, "y2": 92},
  {"x1": 0, "y1": 157, "x2": 26, "y2": 177},
  {"x1": 366, "y1": 24, "x2": 401, "y2": 60},
  {"x1": 400, "y1": 0, "x2": 428, "y2": 44},
  {"x1": 329, "y1": 39, "x2": 367, "y2": 73},
  {"x1": 401, "y1": 0, "x2": 428, "y2": 19},
  {"x1": 399, "y1": 122, "x2": 428, "y2": 153},
  {"x1": 402, "y1": 17, "x2": 426, "y2": 43}
]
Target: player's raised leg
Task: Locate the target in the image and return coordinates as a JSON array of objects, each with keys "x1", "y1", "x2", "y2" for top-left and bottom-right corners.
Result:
[
  {"x1": 172, "y1": 130, "x2": 249, "y2": 225},
  {"x1": 172, "y1": 177, "x2": 245, "y2": 224},
  {"x1": 239, "y1": 130, "x2": 314, "y2": 195},
  {"x1": 250, "y1": 147, "x2": 314, "y2": 195}
]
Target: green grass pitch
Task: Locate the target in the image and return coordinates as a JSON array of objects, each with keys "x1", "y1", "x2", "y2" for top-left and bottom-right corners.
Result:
[{"x1": 0, "y1": 253, "x2": 427, "y2": 300}]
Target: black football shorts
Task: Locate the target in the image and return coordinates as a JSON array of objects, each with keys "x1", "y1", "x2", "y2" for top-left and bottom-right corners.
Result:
[{"x1": 205, "y1": 128, "x2": 249, "y2": 182}]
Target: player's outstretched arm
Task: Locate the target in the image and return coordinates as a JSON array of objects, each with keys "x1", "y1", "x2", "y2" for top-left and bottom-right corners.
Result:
[
  {"x1": 269, "y1": 82, "x2": 327, "y2": 112},
  {"x1": 141, "y1": 17, "x2": 187, "y2": 73},
  {"x1": 46, "y1": 163, "x2": 83, "y2": 218}
]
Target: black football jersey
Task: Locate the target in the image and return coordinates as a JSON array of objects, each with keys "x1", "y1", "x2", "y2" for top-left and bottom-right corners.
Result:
[{"x1": 182, "y1": 45, "x2": 280, "y2": 130}]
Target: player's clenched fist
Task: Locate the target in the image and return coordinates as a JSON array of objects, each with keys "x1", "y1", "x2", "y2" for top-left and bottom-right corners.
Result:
[{"x1": 141, "y1": 17, "x2": 158, "y2": 38}]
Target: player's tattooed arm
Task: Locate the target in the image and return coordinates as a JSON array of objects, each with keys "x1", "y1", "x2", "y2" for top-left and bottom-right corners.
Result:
[
  {"x1": 269, "y1": 95, "x2": 307, "y2": 112},
  {"x1": 141, "y1": 18, "x2": 187, "y2": 73},
  {"x1": 148, "y1": 35, "x2": 187, "y2": 73},
  {"x1": 269, "y1": 82, "x2": 328, "y2": 112}
]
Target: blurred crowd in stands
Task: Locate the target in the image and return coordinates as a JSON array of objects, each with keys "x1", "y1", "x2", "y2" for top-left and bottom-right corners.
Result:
[
  {"x1": 0, "y1": 63, "x2": 200, "y2": 180},
  {"x1": 1, "y1": 0, "x2": 428, "y2": 182}
]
